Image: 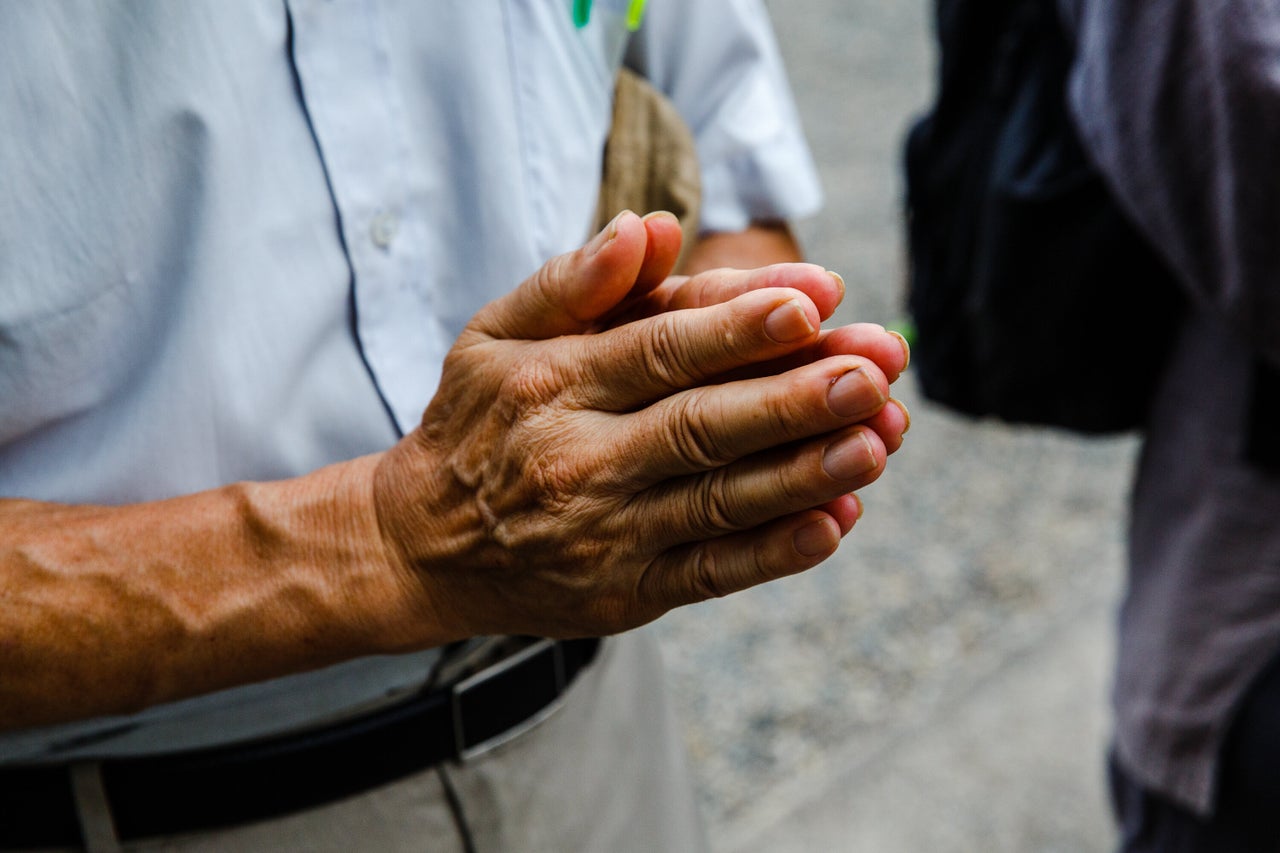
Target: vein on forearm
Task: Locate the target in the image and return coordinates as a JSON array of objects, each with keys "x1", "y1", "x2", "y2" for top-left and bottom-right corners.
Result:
[{"x1": 0, "y1": 457, "x2": 411, "y2": 732}]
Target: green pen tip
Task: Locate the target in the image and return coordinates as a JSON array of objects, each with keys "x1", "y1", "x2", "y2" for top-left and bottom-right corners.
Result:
[{"x1": 626, "y1": 0, "x2": 647, "y2": 30}]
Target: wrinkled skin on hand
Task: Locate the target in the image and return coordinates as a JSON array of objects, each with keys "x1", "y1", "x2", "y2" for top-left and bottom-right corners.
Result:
[{"x1": 373, "y1": 212, "x2": 909, "y2": 642}]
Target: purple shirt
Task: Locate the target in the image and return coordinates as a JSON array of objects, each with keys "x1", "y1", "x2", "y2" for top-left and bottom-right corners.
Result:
[{"x1": 1063, "y1": 0, "x2": 1280, "y2": 814}]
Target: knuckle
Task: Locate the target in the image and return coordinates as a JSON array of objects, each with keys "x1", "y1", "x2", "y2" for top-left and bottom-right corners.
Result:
[
  {"x1": 642, "y1": 315, "x2": 701, "y2": 390},
  {"x1": 668, "y1": 391, "x2": 732, "y2": 470},
  {"x1": 535, "y1": 256, "x2": 570, "y2": 309},
  {"x1": 687, "y1": 545, "x2": 731, "y2": 602},
  {"x1": 501, "y1": 356, "x2": 563, "y2": 410},
  {"x1": 689, "y1": 471, "x2": 742, "y2": 535},
  {"x1": 519, "y1": 430, "x2": 611, "y2": 523},
  {"x1": 524, "y1": 453, "x2": 581, "y2": 512},
  {"x1": 764, "y1": 390, "x2": 806, "y2": 441}
]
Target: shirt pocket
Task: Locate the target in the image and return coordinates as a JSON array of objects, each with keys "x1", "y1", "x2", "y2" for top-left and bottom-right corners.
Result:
[
  {"x1": 0, "y1": 277, "x2": 150, "y2": 447},
  {"x1": 0, "y1": 9, "x2": 188, "y2": 450},
  {"x1": 502, "y1": 0, "x2": 634, "y2": 258}
]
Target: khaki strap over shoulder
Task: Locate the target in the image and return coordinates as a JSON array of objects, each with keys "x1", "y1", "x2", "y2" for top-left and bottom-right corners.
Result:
[{"x1": 595, "y1": 68, "x2": 702, "y2": 258}]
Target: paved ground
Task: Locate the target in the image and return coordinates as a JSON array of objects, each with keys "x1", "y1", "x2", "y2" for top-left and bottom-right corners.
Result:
[
  {"x1": 652, "y1": 3, "x2": 1132, "y2": 850},
  {"x1": 722, "y1": 582, "x2": 1117, "y2": 853}
]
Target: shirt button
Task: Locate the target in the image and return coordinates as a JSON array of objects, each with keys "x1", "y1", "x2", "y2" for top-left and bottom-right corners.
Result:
[{"x1": 370, "y1": 211, "x2": 399, "y2": 249}]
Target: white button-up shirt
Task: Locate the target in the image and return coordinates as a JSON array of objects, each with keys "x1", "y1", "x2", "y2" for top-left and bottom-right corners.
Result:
[{"x1": 0, "y1": 0, "x2": 820, "y2": 760}]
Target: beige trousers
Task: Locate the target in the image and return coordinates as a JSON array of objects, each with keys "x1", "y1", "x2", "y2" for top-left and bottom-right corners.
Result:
[{"x1": 42, "y1": 632, "x2": 708, "y2": 853}]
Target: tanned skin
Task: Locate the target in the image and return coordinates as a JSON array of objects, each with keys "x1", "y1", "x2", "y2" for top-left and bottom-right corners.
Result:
[{"x1": 0, "y1": 212, "x2": 910, "y2": 731}]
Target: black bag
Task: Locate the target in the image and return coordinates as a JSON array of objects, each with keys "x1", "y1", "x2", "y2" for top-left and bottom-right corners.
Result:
[{"x1": 903, "y1": 0, "x2": 1182, "y2": 434}]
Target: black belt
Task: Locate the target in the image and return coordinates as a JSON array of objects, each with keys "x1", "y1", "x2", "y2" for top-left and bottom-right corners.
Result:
[{"x1": 0, "y1": 637, "x2": 599, "y2": 849}]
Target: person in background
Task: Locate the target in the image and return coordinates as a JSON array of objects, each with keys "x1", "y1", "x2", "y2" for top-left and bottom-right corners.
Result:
[
  {"x1": 1063, "y1": 1, "x2": 1280, "y2": 849},
  {"x1": 0, "y1": 2, "x2": 910, "y2": 850}
]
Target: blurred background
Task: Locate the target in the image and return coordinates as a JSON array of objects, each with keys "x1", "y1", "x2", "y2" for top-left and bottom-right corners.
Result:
[{"x1": 652, "y1": 3, "x2": 1134, "y2": 850}]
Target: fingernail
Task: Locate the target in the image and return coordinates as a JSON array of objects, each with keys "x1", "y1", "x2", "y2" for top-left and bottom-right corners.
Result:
[
  {"x1": 888, "y1": 329, "x2": 911, "y2": 370},
  {"x1": 827, "y1": 270, "x2": 845, "y2": 299},
  {"x1": 823, "y1": 431, "x2": 877, "y2": 480},
  {"x1": 642, "y1": 210, "x2": 677, "y2": 224},
  {"x1": 590, "y1": 210, "x2": 630, "y2": 255},
  {"x1": 891, "y1": 398, "x2": 912, "y2": 434},
  {"x1": 764, "y1": 299, "x2": 816, "y2": 343},
  {"x1": 828, "y1": 368, "x2": 886, "y2": 418},
  {"x1": 793, "y1": 519, "x2": 836, "y2": 557}
]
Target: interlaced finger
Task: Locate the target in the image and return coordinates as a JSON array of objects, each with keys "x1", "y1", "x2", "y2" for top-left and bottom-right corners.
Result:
[
  {"x1": 635, "y1": 510, "x2": 846, "y2": 610},
  {"x1": 607, "y1": 356, "x2": 890, "y2": 484},
  {"x1": 568, "y1": 287, "x2": 826, "y2": 412},
  {"x1": 604, "y1": 263, "x2": 844, "y2": 329},
  {"x1": 620, "y1": 423, "x2": 888, "y2": 553}
]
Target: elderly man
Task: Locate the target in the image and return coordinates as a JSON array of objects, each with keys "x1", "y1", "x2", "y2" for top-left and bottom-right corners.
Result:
[{"x1": 0, "y1": 2, "x2": 909, "y2": 850}]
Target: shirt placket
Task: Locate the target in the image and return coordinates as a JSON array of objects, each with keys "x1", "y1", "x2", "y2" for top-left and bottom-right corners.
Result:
[{"x1": 284, "y1": 0, "x2": 449, "y2": 435}]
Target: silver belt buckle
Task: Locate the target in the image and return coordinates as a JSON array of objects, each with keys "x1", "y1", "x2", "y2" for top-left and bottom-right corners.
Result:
[{"x1": 451, "y1": 638, "x2": 566, "y2": 762}]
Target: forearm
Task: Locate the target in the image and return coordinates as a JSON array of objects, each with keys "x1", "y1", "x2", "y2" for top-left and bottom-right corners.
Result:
[
  {"x1": 0, "y1": 214, "x2": 908, "y2": 736},
  {"x1": 0, "y1": 454, "x2": 426, "y2": 731},
  {"x1": 677, "y1": 221, "x2": 805, "y2": 276}
]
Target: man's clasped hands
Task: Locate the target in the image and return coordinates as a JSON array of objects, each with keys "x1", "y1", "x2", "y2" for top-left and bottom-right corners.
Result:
[
  {"x1": 372, "y1": 209, "x2": 910, "y2": 645},
  {"x1": 2, "y1": 211, "x2": 909, "y2": 730}
]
